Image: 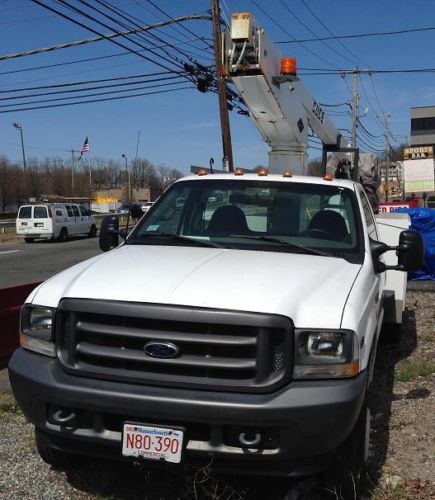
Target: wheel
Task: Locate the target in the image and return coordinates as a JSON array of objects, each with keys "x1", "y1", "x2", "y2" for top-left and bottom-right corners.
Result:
[
  {"x1": 58, "y1": 227, "x2": 68, "y2": 242},
  {"x1": 24, "y1": 237, "x2": 34, "y2": 243},
  {"x1": 88, "y1": 224, "x2": 97, "y2": 238},
  {"x1": 35, "y1": 430, "x2": 81, "y2": 469},
  {"x1": 322, "y1": 402, "x2": 370, "y2": 500}
]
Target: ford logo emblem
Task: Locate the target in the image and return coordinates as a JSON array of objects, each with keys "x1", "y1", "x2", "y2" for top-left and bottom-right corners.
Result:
[{"x1": 144, "y1": 341, "x2": 180, "y2": 359}]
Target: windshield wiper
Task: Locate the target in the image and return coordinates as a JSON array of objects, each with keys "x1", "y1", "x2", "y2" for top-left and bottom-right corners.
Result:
[
  {"x1": 232, "y1": 235, "x2": 333, "y2": 257},
  {"x1": 132, "y1": 232, "x2": 223, "y2": 248}
]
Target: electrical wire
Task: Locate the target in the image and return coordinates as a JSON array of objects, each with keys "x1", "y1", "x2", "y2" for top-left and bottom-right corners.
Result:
[
  {"x1": 276, "y1": 26, "x2": 435, "y2": 43},
  {"x1": 249, "y1": 0, "x2": 340, "y2": 70},
  {"x1": 0, "y1": 36, "x2": 208, "y2": 77},
  {"x1": 276, "y1": 0, "x2": 357, "y2": 65},
  {"x1": 0, "y1": 13, "x2": 209, "y2": 62},
  {"x1": 90, "y1": 0, "x2": 212, "y2": 66},
  {"x1": 0, "y1": 85, "x2": 193, "y2": 114},
  {"x1": 0, "y1": 75, "x2": 185, "y2": 101},
  {"x1": 58, "y1": 0, "x2": 188, "y2": 73},
  {"x1": 298, "y1": 0, "x2": 368, "y2": 67},
  {"x1": 30, "y1": 0, "x2": 199, "y2": 77},
  {"x1": 0, "y1": 79, "x2": 187, "y2": 108}
]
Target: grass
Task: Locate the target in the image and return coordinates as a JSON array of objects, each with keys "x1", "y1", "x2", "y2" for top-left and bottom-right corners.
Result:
[
  {"x1": 421, "y1": 332, "x2": 434, "y2": 342},
  {"x1": 0, "y1": 391, "x2": 20, "y2": 418},
  {"x1": 370, "y1": 483, "x2": 406, "y2": 499},
  {"x1": 395, "y1": 359, "x2": 435, "y2": 382}
]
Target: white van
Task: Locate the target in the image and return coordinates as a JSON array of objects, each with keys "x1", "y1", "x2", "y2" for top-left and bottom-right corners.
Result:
[{"x1": 16, "y1": 203, "x2": 97, "y2": 243}]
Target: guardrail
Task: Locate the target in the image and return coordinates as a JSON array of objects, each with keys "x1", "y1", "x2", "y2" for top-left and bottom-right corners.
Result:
[{"x1": 0, "y1": 282, "x2": 42, "y2": 369}]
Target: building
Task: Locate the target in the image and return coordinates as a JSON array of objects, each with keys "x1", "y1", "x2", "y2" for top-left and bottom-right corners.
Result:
[{"x1": 410, "y1": 106, "x2": 435, "y2": 146}]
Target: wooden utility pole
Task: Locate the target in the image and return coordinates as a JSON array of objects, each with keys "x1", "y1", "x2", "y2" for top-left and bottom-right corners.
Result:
[
  {"x1": 351, "y1": 68, "x2": 359, "y2": 148},
  {"x1": 211, "y1": 0, "x2": 234, "y2": 171},
  {"x1": 385, "y1": 113, "x2": 391, "y2": 202}
]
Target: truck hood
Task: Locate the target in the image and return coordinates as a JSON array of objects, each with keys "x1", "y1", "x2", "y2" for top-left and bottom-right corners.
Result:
[{"x1": 31, "y1": 245, "x2": 361, "y2": 328}]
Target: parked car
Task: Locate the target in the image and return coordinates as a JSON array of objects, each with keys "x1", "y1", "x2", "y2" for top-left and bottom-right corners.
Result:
[
  {"x1": 141, "y1": 201, "x2": 154, "y2": 213},
  {"x1": 16, "y1": 203, "x2": 97, "y2": 242}
]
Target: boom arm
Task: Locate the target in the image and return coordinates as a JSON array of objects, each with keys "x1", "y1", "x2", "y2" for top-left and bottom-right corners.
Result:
[{"x1": 223, "y1": 13, "x2": 348, "y2": 174}]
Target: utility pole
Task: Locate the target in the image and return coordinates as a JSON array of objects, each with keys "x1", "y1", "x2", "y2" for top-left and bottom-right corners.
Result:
[
  {"x1": 211, "y1": 0, "x2": 234, "y2": 172},
  {"x1": 385, "y1": 113, "x2": 391, "y2": 202},
  {"x1": 351, "y1": 68, "x2": 359, "y2": 149},
  {"x1": 67, "y1": 149, "x2": 79, "y2": 195},
  {"x1": 13, "y1": 122, "x2": 27, "y2": 170}
]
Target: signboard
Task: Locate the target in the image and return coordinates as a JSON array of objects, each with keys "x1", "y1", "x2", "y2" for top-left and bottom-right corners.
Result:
[
  {"x1": 403, "y1": 158, "x2": 435, "y2": 193},
  {"x1": 379, "y1": 202, "x2": 412, "y2": 213},
  {"x1": 403, "y1": 146, "x2": 433, "y2": 160}
]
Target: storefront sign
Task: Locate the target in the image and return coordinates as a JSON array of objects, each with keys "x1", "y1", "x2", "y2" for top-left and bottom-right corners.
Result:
[{"x1": 403, "y1": 146, "x2": 433, "y2": 160}]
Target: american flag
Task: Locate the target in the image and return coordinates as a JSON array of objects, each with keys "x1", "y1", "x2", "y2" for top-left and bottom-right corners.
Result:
[{"x1": 79, "y1": 136, "x2": 90, "y2": 159}]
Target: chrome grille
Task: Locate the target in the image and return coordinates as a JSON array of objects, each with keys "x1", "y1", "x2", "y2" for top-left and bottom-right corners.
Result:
[{"x1": 56, "y1": 299, "x2": 292, "y2": 393}]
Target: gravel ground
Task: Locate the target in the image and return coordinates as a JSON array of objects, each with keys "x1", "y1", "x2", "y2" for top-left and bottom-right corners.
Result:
[{"x1": 0, "y1": 291, "x2": 433, "y2": 500}]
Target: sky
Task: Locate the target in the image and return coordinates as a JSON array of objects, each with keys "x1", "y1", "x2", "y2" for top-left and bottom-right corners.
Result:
[{"x1": 0, "y1": 0, "x2": 434, "y2": 175}]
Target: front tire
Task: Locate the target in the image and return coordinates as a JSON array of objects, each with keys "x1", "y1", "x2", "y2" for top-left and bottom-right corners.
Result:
[
  {"x1": 58, "y1": 227, "x2": 68, "y2": 242},
  {"x1": 323, "y1": 402, "x2": 370, "y2": 500},
  {"x1": 35, "y1": 430, "x2": 82, "y2": 469},
  {"x1": 88, "y1": 224, "x2": 97, "y2": 238}
]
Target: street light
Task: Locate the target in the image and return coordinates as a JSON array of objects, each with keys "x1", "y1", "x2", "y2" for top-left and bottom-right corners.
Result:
[
  {"x1": 121, "y1": 154, "x2": 131, "y2": 204},
  {"x1": 13, "y1": 122, "x2": 27, "y2": 170}
]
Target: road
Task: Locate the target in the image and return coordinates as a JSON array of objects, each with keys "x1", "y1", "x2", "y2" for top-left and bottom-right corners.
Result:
[{"x1": 0, "y1": 237, "x2": 102, "y2": 288}]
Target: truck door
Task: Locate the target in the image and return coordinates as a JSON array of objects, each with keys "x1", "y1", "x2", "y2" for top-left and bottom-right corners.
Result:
[
  {"x1": 358, "y1": 187, "x2": 386, "y2": 325},
  {"x1": 71, "y1": 205, "x2": 82, "y2": 234}
]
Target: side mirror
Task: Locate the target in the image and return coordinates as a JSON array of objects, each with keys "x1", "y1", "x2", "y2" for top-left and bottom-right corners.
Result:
[
  {"x1": 370, "y1": 230, "x2": 424, "y2": 273},
  {"x1": 397, "y1": 230, "x2": 424, "y2": 272},
  {"x1": 99, "y1": 215, "x2": 119, "y2": 252}
]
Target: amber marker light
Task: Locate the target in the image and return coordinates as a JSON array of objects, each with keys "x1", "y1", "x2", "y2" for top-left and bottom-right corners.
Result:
[
  {"x1": 234, "y1": 168, "x2": 244, "y2": 176},
  {"x1": 283, "y1": 170, "x2": 293, "y2": 178},
  {"x1": 280, "y1": 57, "x2": 297, "y2": 76},
  {"x1": 197, "y1": 168, "x2": 208, "y2": 176},
  {"x1": 258, "y1": 168, "x2": 268, "y2": 176},
  {"x1": 323, "y1": 173, "x2": 333, "y2": 181}
]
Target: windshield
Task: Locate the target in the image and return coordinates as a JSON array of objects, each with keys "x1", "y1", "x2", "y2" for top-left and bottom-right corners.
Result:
[{"x1": 128, "y1": 179, "x2": 363, "y2": 261}]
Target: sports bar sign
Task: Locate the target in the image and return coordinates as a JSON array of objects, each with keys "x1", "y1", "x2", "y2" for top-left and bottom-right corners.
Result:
[{"x1": 403, "y1": 146, "x2": 434, "y2": 193}]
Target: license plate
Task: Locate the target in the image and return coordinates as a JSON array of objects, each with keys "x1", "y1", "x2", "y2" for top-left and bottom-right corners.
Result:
[
  {"x1": 35, "y1": 223, "x2": 44, "y2": 227},
  {"x1": 122, "y1": 423, "x2": 184, "y2": 463}
]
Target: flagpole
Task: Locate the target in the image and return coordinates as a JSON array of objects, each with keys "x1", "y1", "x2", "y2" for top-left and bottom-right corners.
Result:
[{"x1": 88, "y1": 151, "x2": 92, "y2": 193}]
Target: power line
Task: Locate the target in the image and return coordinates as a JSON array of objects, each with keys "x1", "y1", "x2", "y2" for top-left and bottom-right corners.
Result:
[
  {"x1": 88, "y1": 0, "x2": 210, "y2": 67},
  {"x1": 276, "y1": 0, "x2": 356, "y2": 65},
  {"x1": 0, "y1": 13, "x2": 209, "y2": 62},
  {"x1": 0, "y1": 36, "x2": 208, "y2": 78},
  {"x1": 249, "y1": 0, "x2": 340, "y2": 70},
  {"x1": 0, "y1": 75, "x2": 185, "y2": 101},
  {"x1": 29, "y1": 0, "x2": 201, "y2": 77},
  {"x1": 0, "y1": 85, "x2": 193, "y2": 114},
  {"x1": 298, "y1": 0, "x2": 368, "y2": 67},
  {"x1": 0, "y1": 79, "x2": 187, "y2": 108},
  {"x1": 0, "y1": 70, "x2": 181, "y2": 93},
  {"x1": 276, "y1": 26, "x2": 435, "y2": 43},
  {"x1": 140, "y1": 0, "x2": 211, "y2": 49},
  {"x1": 56, "y1": 0, "x2": 188, "y2": 73}
]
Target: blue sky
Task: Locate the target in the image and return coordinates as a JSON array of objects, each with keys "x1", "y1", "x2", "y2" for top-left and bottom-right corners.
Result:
[{"x1": 0, "y1": 0, "x2": 434, "y2": 174}]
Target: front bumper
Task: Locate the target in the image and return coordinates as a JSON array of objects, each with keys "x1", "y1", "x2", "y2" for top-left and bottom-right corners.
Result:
[{"x1": 9, "y1": 348, "x2": 367, "y2": 476}]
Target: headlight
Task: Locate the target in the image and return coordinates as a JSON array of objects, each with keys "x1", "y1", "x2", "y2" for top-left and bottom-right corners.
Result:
[
  {"x1": 294, "y1": 329, "x2": 359, "y2": 379},
  {"x1": 20, "y1": 305, "x2": 56, "y2": 357}
]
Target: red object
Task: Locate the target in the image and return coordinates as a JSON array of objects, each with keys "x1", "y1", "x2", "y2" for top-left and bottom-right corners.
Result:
[
  {"x1": 379, "y1": 200, "x2": 419, "y2": 213},
  {"x1": 0, "y1": 282, "x2": 42, "y2": 369}
]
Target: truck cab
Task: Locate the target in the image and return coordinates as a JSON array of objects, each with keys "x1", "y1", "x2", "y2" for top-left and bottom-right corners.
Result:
[{"x1": 9, "y1": 172, "x2": 423, "y2": 499}]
